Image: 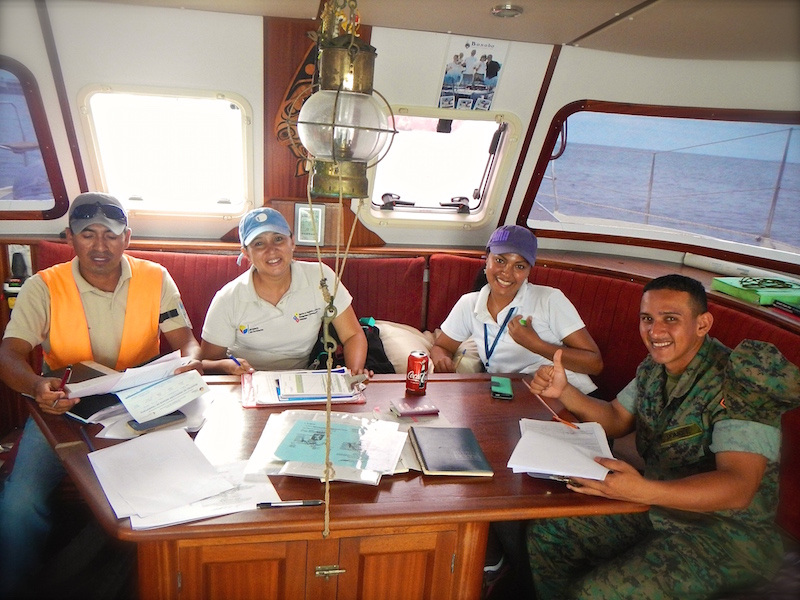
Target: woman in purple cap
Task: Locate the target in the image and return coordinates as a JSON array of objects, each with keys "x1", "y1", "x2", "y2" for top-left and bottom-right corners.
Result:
[
  {"x1": 431, "y1": 225, "x2": 602, "y2": 393},
  {"x1": 199, "y1": 207, "x2": 370, "y2": 375}
]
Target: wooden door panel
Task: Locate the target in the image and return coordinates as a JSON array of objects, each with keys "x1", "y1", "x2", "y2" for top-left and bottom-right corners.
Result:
[
  {"x1": 337, "y1": 530, "x2": 457, "y2": 600},
  {"x1": 178, "y1": 539, "x2": 306, "y2": 600}
]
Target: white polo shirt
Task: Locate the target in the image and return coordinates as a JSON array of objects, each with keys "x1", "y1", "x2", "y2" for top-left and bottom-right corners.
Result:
[
  {"x1": 440, "y1": 282, "x2": 597, "y2": 393},
  {"x1": 201, "y1": 260, "x2": 353, "y2": 371}
]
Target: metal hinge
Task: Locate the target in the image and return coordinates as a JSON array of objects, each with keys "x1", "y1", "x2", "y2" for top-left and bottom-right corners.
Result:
[
  {"x1": 177, "y1": 571, "x2": 182, "y2": 591},
  {"x1": 451, "y1": 553, "x2": 456, "y2": 573},
  {"x1": 315, "y1": 564, "x2": 346, "y2": 580}
]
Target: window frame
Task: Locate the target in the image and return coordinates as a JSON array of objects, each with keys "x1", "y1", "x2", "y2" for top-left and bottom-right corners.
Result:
[
  {"x1": 518, "y1": 100, "x2": 800, "y2": 273},
  {"x1": 77, "y1": 83, "x2": 254, "y2": 218},
  {"x1": 361, "y1": 105, "x2": 521, "y2": 229},
  {"x1": 0, "y1": 55, "x2": 68, "y2": 221}
]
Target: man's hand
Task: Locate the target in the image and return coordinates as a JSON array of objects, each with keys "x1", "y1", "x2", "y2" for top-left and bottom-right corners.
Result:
[
  {"x1": 35, "y1": 376, "x2": 80, "y2": 415},
  {"x1": 565, "y1": 458, "x2": 645, "y2": 502},
  {"x1": 527, "y1": 348, "x2": 569, "y2": 398}
]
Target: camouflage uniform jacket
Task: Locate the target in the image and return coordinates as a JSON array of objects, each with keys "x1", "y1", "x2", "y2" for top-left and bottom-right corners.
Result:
[{"x1": 632, "y1": 336, "x2": 800, "y2": 573}]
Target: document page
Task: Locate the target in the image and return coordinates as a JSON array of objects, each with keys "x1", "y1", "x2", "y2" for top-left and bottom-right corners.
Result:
[
  {"x1": 88, "y1": 429, "x2": 233, "y2": 518},
  {"x1": 116, "y1": 369, "x2": 209, "y2": 423},
  {"x1": 507, "y1": 420, "x2": 613, "y2": 481},
  {"x1": 65, "y1": 351, "x2": 190, "y2": 398}
]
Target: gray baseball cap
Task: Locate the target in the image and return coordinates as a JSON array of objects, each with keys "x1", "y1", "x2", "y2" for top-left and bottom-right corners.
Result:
[{"x1": 68, "y1": 192, "x2": 128, "y2": 235}]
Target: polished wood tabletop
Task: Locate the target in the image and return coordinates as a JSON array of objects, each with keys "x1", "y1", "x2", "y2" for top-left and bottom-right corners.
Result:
[{"x1": 32, "y1": 373, "x2": 648, "y2": 544}]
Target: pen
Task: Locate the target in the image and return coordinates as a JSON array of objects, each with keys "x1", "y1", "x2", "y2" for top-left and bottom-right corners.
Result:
[
  {"x1": 52, "y1": 365, "x2": 72, "y2": 408},
  {"x1": 58, "y1": 365, "x2": 73, "y2": 391},
  {"x1": 257, "y1": 500, "x2": 324, "y2": 509},
  {"x1": 533, "y1": 392, "x2": 580, "y2": 429},
  {"x1": 453, "y1": 348, "x2": 467, "y2": 370},
  {"x1": 228, "y1": 355, "x2": 242, "y2": 367}
]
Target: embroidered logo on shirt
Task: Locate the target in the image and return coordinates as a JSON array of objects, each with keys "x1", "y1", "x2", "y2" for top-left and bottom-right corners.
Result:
[
  {"x1": 239, "y1": 325, "x2": 249, "y2": 334},
  {"x1": 293, "y1": 308, "x2": 320, "y2": 323},
  {"x1": 660, "y1": 423, "x2": 703, "y2": 446}
]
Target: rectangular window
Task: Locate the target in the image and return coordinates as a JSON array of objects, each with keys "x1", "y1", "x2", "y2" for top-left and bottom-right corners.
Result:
[
  {"x1": 530, "y1": 109, "x2": 800, "y2": 259},
  {"x1": 81, "y1": 87, "x2": 252, "y2": 215},
  {"x1": 368, "y1": 109, "x2": 517, "y2": 221}
]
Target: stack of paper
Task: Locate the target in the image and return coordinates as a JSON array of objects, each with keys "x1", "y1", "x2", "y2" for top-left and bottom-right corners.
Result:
[
  {"x1": 89, "y1": 430, "x2": 280, "y2": 529},
  {"x1": 64, "y1": 351, "x2": 211, "y2": 439},
  {"x1": 507, "y1": 419, "x2": 613, "y2": 481},
  {"x1": 243, "y1": 409, "x2": 406, "y2": 485},
  {"x1": 241, "y1": 368, "x2": 365, "y2": 407}
]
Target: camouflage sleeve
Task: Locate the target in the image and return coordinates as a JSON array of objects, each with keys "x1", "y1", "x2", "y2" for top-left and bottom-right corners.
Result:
[{"x1": 720, "y1": 339, "x2": 800, "y2": 429}]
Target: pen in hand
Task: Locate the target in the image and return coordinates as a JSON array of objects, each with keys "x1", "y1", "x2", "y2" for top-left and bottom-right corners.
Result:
[
  {"x1": 228, "y1": 355, "x2": 242, "y2": 367},
  {"x1": 52, "y1": 365, "x2": 72, "y2": 408},
  {"x1": 532, "y1": 391, "x2": 579, "y2": 429},
  {"x1": 257, "y1": 500, "x2": 324, "y2": 509}
]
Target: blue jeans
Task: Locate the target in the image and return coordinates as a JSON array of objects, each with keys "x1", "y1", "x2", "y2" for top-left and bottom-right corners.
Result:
[{"x1": 0, "y1": 416, "x2": 65, "y2": 595}]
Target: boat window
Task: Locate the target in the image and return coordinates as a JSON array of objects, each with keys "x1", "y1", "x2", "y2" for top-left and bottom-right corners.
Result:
[
  {"x1": 367, "y1": 108, "x2": 518, "y2": 222},
  {"x1": 0, "y1": 56, "x2": 67, "y2": 219},
  {"x1": 80, "y1": 87, "x2": 252, "y2": 215},
  {"x1": 526, "y1": 103, "x2": 799, "y2": 262}
]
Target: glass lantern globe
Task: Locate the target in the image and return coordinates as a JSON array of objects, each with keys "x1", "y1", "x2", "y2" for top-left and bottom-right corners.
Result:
[{"x1": 297, "y1": 90, "x2": 391, "y2": 163}]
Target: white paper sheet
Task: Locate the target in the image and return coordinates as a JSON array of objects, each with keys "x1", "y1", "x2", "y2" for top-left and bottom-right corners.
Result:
[
  {"x1": 129, "y1": 461, "x2": 280, "y2": 529},
  {"x1": 116, "y1": 369, "x2": 209, "y2": 423},
  {"x1": 88, "y1": 429, "x2": 233, "y2": 518},
  {"x1": 95, "y1": 394, "x2": 212, "y2": 440},
  {"x1": 64, "y1": 351, "x2": 191, "y2": 398},
  {"x1": 507, "y1": 420, "x2": 613, "y2": 481}
]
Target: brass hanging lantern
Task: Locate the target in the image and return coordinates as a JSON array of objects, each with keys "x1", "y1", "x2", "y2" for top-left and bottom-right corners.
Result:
[{"x1": 296, "y1": 0, "x2": 396, "y2": 198}]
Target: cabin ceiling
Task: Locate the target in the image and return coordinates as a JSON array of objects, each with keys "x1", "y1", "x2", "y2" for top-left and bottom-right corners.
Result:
[{"x1": 81, "y1": 0, "x2": 800, "y2": 62}]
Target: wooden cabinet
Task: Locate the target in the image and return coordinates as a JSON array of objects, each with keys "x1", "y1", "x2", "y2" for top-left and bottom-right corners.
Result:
[{"x1": 162, "y1": 525, "x2": 460, "y2": 600}]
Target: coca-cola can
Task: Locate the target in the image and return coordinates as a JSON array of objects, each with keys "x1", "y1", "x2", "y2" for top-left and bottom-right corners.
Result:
[{"x1": 406, "y1": 351, "x2": 428, "y2": 395}]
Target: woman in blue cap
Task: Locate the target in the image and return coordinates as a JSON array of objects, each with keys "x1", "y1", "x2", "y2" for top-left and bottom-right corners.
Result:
[
  {"x1": 199, "y1": 207, "x2": 369, "y2": 374},
  {"x1": 430, "y1": 225, "x2": 602, "y2": 393}
]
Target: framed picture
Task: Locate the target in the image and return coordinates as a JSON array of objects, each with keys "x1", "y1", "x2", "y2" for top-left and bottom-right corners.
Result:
[{"x1": 295, "y1": 203, "x2": 325, "y2": 245}]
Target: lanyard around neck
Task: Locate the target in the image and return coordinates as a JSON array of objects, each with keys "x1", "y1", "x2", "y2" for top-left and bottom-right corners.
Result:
[{"x1": 484, "y1": 307, "x2": 515, "y2": 368}]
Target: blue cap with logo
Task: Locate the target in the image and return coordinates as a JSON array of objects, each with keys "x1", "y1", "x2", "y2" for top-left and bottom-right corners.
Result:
[
  {"x1": 238, "y1": 207, "x2": 292, "y2": 247},
  {"x1": 486, "y1": 225, "x2": 537, "y2": 266}
]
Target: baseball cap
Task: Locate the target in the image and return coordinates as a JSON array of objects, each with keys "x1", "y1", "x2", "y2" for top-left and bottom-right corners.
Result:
[
  {"x1": 486, "y1": 225, "x2": 537, "y2": 266},
  {"x1": 239, "y1": 207, "x2": 292, "y2": 247},
  {"x1": 68, "y1": 192, "x2": 128, "y2": 235}
]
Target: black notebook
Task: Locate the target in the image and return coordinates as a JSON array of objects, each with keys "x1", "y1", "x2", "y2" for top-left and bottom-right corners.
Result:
[
  {"x1": 66, "y1": 393, "x2": 124, "y2": 424},
  {"x1": 408, "y1": 426, "x2": 493, "y2": 477},
  {"x1": 47, "y1": 362, "x2": 125, "y2": 424}
]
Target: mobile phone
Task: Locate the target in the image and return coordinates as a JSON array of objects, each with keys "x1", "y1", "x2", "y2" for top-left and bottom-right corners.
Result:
[
  {"x1": 127, "y1": 410, "x2": 186, "y2": 433},
  {"x1": 490, "y1": 376, "x2": 513, "y2": 400}
]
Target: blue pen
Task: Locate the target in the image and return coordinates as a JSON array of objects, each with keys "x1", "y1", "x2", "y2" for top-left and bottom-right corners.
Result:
[{"x1": 229, "y1": 355, "x2": 242, "y2": 367}]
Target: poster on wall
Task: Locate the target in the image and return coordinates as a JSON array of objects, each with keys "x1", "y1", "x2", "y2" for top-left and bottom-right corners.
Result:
[{"x1": 439, "y1": 37, "x2": 508, "y2": 111}]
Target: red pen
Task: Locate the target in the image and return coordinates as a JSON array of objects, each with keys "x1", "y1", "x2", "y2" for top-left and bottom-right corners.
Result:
[
  {"x1": 59, "y1": 365, "x2": 73, "y2": 391},
  {"x1": 52, "y1": 365, "x2": 73, "y2": 408}
]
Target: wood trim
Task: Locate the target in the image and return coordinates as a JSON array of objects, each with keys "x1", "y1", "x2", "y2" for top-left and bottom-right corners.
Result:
[
  {"x1": 35, "y1": 0, "x2": 87, "y2": 195},
  {"x1": 498, "y1": 44, "x2": 561, "y2": 225}
]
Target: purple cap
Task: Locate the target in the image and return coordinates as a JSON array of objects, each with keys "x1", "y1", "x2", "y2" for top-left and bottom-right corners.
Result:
[
  {"x1": 486, "y1": 225, "x2": 537, "y2": 266},
  {"x1": 238, "y1": 207, "x2": 292, "y2": 247}
]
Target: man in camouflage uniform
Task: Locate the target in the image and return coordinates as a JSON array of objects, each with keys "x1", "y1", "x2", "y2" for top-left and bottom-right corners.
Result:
[{"x1": 526, "y1": 274, "x2": 800, "y2": 599}]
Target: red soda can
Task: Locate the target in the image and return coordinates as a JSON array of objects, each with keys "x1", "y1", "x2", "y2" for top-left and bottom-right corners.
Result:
[{"x1": 406, "y1": 351, "x2": 428, "y2": 395}]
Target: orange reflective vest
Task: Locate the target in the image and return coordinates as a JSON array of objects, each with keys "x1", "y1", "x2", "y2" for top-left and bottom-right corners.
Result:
[{"x1": 39, "y1": 255, "x2": 162, "y2": 371}]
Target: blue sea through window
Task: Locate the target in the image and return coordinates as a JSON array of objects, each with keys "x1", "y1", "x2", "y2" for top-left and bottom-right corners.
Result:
[
  {"x1": 531, "y1": 112, "x2": 800, "y2": 255},
  {"x1": 0, "y1": 68, "x2": 54, "y2": 205}
]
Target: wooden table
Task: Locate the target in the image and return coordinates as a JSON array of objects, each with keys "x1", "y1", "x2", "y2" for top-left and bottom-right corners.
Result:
[{"x1": 33, "y1": 373, "x2": 648, "y2": 600}]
